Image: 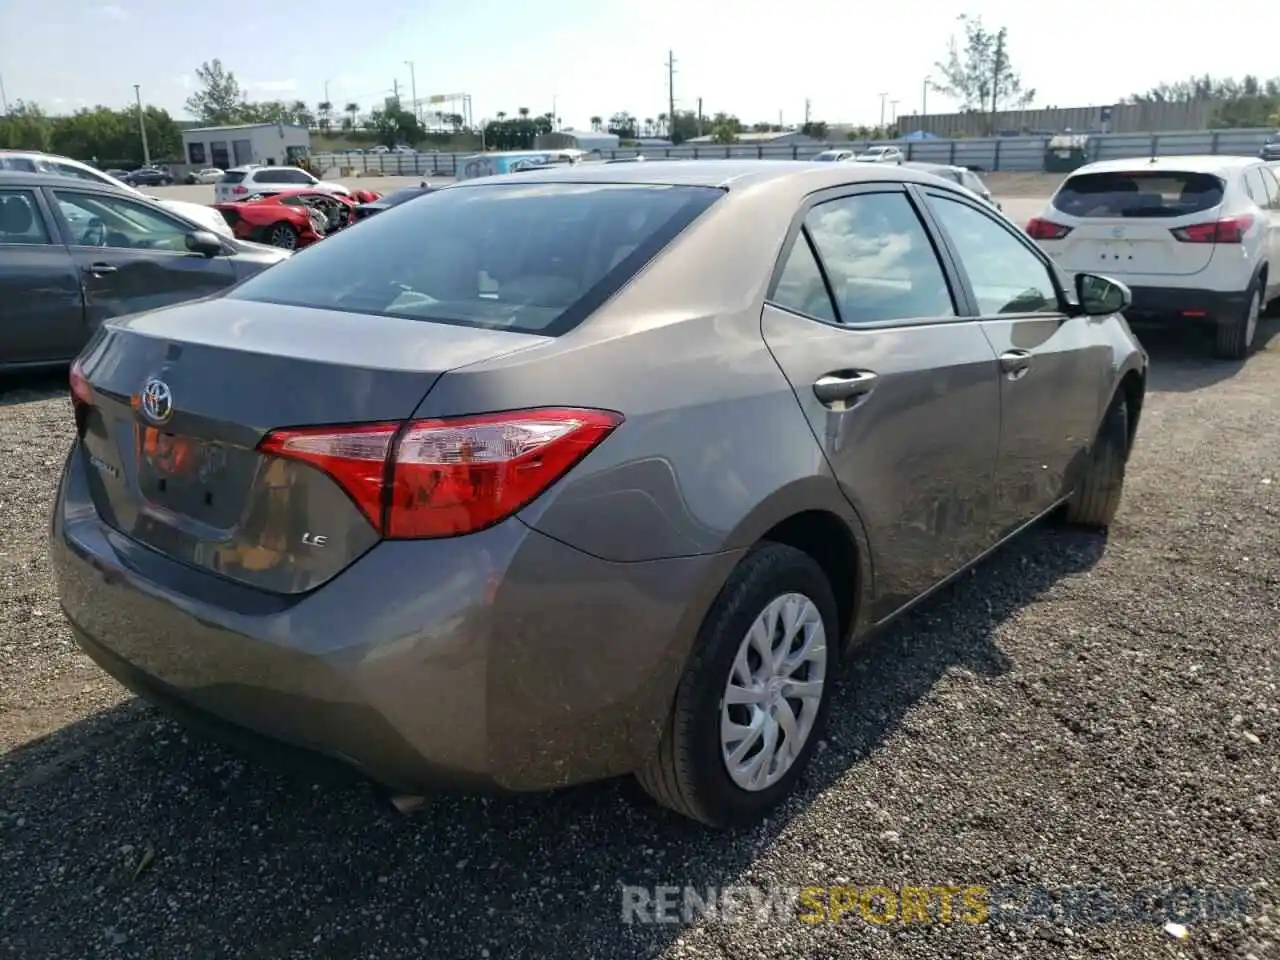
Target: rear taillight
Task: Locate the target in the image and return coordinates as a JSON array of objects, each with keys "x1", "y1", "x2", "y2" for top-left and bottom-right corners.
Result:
[
  {"x1": 258, "y1": 408, "x2": 623, "y2": 539},
  {"x1": 1170, "y1": 214, "x2": 1254, "y2": 244},
  {"x1": 69, "y1": 358, "x2": 93, "y2": 430},
  {"x1": 232, "y1": 185, "x2": 248, "y2": 195},
  {"x1": 1025, "y1": 217, "x2": 1072, "y2": 241}
]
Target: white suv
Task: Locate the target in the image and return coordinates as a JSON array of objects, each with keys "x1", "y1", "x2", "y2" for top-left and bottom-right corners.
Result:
[
  {"x1": 215, "y1": 166, "x2": 351, "y2": 204},
  {"x1": 854, "y1": 146, "x2": 904, "y2": 164},
  {"x1": 0, "y1": 150, "x2": 232, "y2": 238},
  {"x1": 1027, "y1": 156, "x2": 1279, "y2": 359}
]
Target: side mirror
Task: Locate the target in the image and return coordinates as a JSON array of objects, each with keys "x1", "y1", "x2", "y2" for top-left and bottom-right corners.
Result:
[
  {"x1": 1074, "y1": 272, "x2": 1131, "y2": 316},
  {"x1": 185, "y1": 230, "x2": 223, "y2": 258}
]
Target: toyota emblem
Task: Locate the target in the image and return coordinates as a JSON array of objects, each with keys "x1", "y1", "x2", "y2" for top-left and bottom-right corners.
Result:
[{"x1": 139, "y1": 378, "x2": 174, "y2": 424}]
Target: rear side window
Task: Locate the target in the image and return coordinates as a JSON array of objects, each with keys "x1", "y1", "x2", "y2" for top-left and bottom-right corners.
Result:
[
  {"x1": 229, "y1": 182, "x2": 724, "y2": 336},
  {"x1": 220, "y1": 171, "x2": 247, "y2": 184},
  {"x1": 0, "y1": 156, "x2": 38, "y2": 172},
  {"x1": 0, "y1": 189, "x2": 51, "y2": 244},
  {"x1": 1052, "y1": 171, "x2": 1224, "y2": 218}
]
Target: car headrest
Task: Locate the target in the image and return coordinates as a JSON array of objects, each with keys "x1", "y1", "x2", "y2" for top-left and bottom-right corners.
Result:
[{"x1": 2, "y1": 196, "x2": 33, "y2": 234}]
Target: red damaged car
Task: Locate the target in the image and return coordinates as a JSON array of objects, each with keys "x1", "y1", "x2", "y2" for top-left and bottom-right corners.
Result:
[{"x1": 211, "y1": 190, "x2": 377, "y2": 250}]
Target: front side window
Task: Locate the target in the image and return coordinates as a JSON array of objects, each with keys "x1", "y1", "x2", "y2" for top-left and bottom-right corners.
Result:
[
  {"x1": 928, "y1": 195, "x2": 1060, "y2": 316},
  {"x1": 55, "y1": 191, "x2": 191, "y2": 251},
  {"x1": 0, "y1": 189, "x2": 52, "y2": 244},
  {"x1": 229, "y1": 182, "x2": 723, "y2": 336},
  {"x1": 801, "y1": 192, "x2": 955, "y2": 325}
]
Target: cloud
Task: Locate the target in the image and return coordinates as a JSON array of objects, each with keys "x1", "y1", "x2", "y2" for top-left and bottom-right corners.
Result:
[
  {"x1": 247, "y1": 79, "x2": 298, "y2": 95},
  {"x1": 98, "y1": 4, "x2": 128, "y2": 19}
]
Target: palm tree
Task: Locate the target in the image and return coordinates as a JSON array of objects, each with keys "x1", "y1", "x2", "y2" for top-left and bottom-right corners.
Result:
[
  {"x1": 643, "y1": 118, "x2": 655, "y2": 137},
  {"x1": 517, "y1": 107, "x2": 530, "y2": 119},
  {"x1": 317, "y1": 100, "x2": 333, "y2": 134},
  {"x1": 344, "y1": 102, "x2": 360, "y2": 129},
  {"x1": 590, "y1": 115, "x2": 603, "y2": 131},
  {"x1": 496, "y1": 111, "x2": 507, "y2": 121},
  {"x1": 657, "y1": 112, "x2": 668, "y2": 137}
]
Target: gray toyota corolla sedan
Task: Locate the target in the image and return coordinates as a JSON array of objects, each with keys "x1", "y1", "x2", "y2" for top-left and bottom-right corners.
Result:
[{"x1": 51, "y1": 160, "x2": 1148, "y2": 828}]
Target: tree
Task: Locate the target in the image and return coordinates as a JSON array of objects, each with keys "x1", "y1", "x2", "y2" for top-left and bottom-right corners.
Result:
[
  {"x1": 934, "y1": 15, "x2": 1033, "y2": 130},
  {"x1": 801, "y1": 120, "x2": 828, "y2": 140},
  {"x1": 185, "y1": 59, "x2": 248, "y2": 125},
  {"x1": 0, "y1": 102, "x2": 182, "y2": 166},
  {"x1": 1123, "y1": 75, "x2": 1280, "y2": 129},
  {"x1": 317, "y1": 101, "x2": 333, "y2": 133},
  {"x1": 0, "y1": 101, "x2": 53, "y2": 152},
  {"x1": 589, "y1": 115, "x2": 603, "y2": 132},
  {"x1": 710, "y1": 123, "x2": 738, "y2": 144},
  {"x1": 367, "y1": 106, "x2": 424, "y2": 148},
  {"x1": 607, "y1": 112, "x2": 638, "y2": 138}
]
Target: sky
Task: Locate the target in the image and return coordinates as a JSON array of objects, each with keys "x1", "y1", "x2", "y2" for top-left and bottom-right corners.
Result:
[{"x1": 1, "y1": 0, "x2": 1276, "y2": 130}]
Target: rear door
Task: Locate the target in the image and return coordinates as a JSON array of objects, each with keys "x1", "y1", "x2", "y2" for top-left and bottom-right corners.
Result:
[
  {"x1": 0, "y1": 187, "x2": 86, "y2": 363},
  {"x1": 50, "y1": 188, "x2": 236, "y2": 325},
  {"x1": 760, "y1": 184, "x2": 1002, "y2": 620},
  {"x1": 1252, "y1": 166, "x2": 1280, "y2": 301},
  {"x1": 215, "y1": 170, "x2": 247, "y2": 203},
  {"x1": 1046, "y1": 168, "x2": 1229, "y2": 277},
  {"x1": 920, "y1": 187, "x2": 1107, "y2": 536}
]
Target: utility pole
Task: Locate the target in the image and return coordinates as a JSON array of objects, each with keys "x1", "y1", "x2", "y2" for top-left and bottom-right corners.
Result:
[
  {"x1": 890, "y1": 99, "x2": 899, "y2": 126},
  {"x1": 0, "y1": 73, "x2": 9, "y2": 115},
  {"x1": 133, "y1": 84, "x2": 150, "y2": 166},
  {"x1": 665, "y1": 50, "x2": 676, "y2": 141},
  {"x1": 324, "y1": 79, "x2": 330, "y2": 105},
  {"x1": 804, "y1": 98, "x2": 811, "y2": 127},
  {"x1": 878, "y1": 92, "x2": 888, "y2": 129},
  {"x1": 696, "y1": 96, "x2": 703, "y2": 137},
  {"x1": 404, "y1": 61, "x2": 418, "y2": 123},
  {"x1": 391, "y1": 78, "x2": 401, "y2": 108},
  {"x1": 921, "y1": 76, "x2": 931, "y2": 118}
]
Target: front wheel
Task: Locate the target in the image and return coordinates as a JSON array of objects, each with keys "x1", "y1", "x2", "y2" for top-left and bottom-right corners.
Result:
[
  {"x1": 636, "y1": 543, "x2": 839, "y2": 827},
  {"x1": 266, "y1": 222, "x2": 298, "y2": 250},
  {"x1": 1063, "y1": 394, "x2": 1129, "y2": 530}
]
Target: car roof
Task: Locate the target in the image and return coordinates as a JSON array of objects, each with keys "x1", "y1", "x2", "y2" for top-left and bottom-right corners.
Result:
[
  {"x1": 0, "y1": 170, "x2": 133, "y2": 193},
  {"x1": 902, "y1": 161, "x2": 962, "y2": 173},
  {"x1": 1072, "y1": 155, "x2": 1262, "y2": 176},
  {"x1": 446, "y1": 159, "x2": 967, "y2": 195}
]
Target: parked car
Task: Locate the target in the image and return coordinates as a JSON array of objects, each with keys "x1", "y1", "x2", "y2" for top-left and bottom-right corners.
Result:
[
  {"x1": 51, "y1": 160, "x2": 1146, "y2": 828},
  {"x1": 1025, "y1": 155, "x2": 1280, "y2": 359},
  {"x1": 1257, "y1": 131, "x2": 1280, "y2": 161},
  {"x1": 119, "y1": 166, "x2": 174, "y2": 186},
  {"x1": 0, "y1": 150, "x2": 233, "y2": 238},
  {"x1": 902, "y1": 161, "x2": 1001, "y2": 209},
  {"x1": 854, "y1": 145, "x2": 904, "y2": 164},
  {"x1": 351, "y1": 184, "x2": 433, "y2": 221},
  {"x1": 186, "y1": 167, "x2": 225, "y2": 185},
  {"x1": 213, "y1": 191, "x2": 359, "y2": 248},
  {"x1": 215, "y1": 165, "x2": 352, "y2": 203},
  {"x1": 812, "y1": 149, "x2": 857, "y2": 162},
  {"x1": 0, "y1": 171, "x2": 288, "y2": 370},
  {"x1": 104, "y1": 169, "x2": 131, "y2": 181}
]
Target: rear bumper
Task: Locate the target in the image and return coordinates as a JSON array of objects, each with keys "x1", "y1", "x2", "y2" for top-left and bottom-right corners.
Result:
[
  {"x1": 50, "y1": 442, "x2": 739, "y2": 794},
  {"x1": 1121, "y1": 286, "x2": 1247, "y2": 326}
]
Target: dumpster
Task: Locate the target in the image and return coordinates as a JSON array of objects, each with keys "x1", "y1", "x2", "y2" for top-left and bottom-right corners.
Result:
[{"x1": 1044, "y1": 133, "x2": 1090, "y2": 173}]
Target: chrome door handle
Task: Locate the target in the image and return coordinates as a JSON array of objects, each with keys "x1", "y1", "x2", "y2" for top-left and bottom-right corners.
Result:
[
  {"x1": 999, "y1": 350, "x2": 1033, "y2": 379},
  {"x1": 813, "y1": 370, "x2": 878, "y2": 406},
  {"x1": 84, "y1": 263, "x2": 117, "y2": 276}
]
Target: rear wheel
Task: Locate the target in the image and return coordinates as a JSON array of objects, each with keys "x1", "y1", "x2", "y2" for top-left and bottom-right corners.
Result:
[
  {"x1": 637, "y1": 543, "x2": 838, "y2": 827},
  {"x1": 1213, "y1": 280, "x2": 1260, "y2": 360},
  {"x1": 1063, "y1": 394, "x2": 1129, "y2": 530},
  {"x1": 266, "y1": 222, "x2": 298, "y2": 250}
]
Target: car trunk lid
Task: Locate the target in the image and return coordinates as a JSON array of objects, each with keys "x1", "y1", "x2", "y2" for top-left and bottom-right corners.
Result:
[
  {"x1": 74, "y1": 298, "x2": 549, "y2": 594},
  {"x1": 1045, "y1": 169, "x2": 1226, "y2": 277}
]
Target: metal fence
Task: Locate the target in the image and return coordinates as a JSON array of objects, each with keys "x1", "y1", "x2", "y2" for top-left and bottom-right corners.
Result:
[{"x1": 314, "y1": 128, "x2": 1273, "y2": 178}]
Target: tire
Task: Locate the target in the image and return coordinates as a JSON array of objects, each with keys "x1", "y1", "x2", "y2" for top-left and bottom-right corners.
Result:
[
  {"x1": 1063, "y1": 394, "x2": 1129, "y2": 530},
  {"x1": 266, "y1": 222, "x2": 298, "y2": 250},
  {"x1": 1213, "y1": 279, "x2": 1261, "y2": 360},
  {"x1": 636, "y1": 543, "x2": 839, "y2": 828}
]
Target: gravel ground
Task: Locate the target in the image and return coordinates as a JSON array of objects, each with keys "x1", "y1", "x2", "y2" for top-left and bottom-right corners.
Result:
[{"x1": 1, "y1": 321, "x2": 1277, "y2": 959}]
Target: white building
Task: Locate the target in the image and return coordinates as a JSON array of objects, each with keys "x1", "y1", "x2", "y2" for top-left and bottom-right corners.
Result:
[
  {"x1": 182, "y1": 123, "x2": 312, "y2": 170},
  {"x1": 535, "y1": 130, "x2": 622, "y2": 153}
]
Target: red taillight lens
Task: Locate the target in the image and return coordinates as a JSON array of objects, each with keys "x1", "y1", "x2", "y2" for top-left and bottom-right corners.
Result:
[
  {"x1": 232, "y1": 185, "x2": 248, "y2": 195},
  {"x1": 258, "y1": 408, "x2": 622, "y2": 539},
  {"x1": 69, "y1": 359, "x2": 93, "y2": 428},
  {"x1": 1025, "y1": 217, "x2": 1072, "y2": 241},
  {"x1": 1170, "y1": 214, "x2": 1253, "y2": 244}
]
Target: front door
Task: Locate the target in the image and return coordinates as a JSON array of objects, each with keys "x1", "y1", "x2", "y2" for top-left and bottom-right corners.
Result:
[
  {"x1": 919, "y1": 187, "x2": 1109, "y2": 539},
  {"x1": 760, "y1": 185, "x2": 1003, "y2": 621},
  {"x1": 50, "y1": 188, "x2": 236, "y2": 328},
  {"x1": 0, "y1": 187, "x2": 86, "y2": 363}
]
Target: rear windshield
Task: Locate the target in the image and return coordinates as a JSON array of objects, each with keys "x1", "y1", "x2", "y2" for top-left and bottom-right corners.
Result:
[
  {"x1": 1053, "y1": 171, "x2": 1224, "y2": 218},
  {"x1": 220, "y1": 171, "x2": 247, "y2": 184},
  {"x1": 228, "y1": 182, "x2": 723, "y2": 336}
]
